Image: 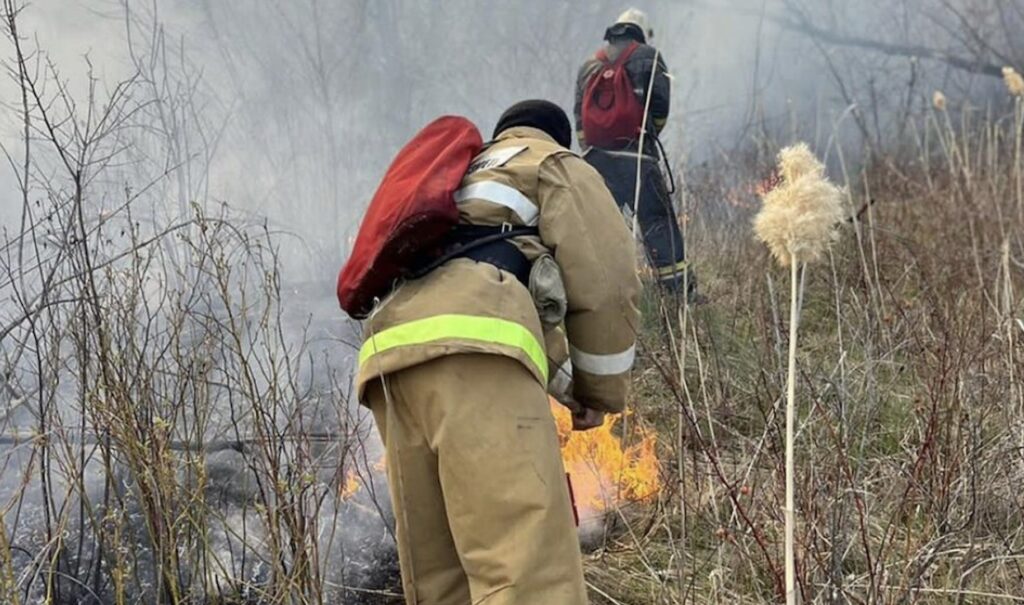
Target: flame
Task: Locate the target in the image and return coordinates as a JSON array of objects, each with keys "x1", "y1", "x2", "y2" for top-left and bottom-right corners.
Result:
[
  {"x1": 342, "y1": 455, "x2": 386, "y2": 500},
  {"x1": 549, "y1": 399, "x2": 660, "y2": 524},
  {"x1": 340, "y1": 469, "x2": 362, "y2": 500},
  {"x1": 340, "y1": 401, "x2": 662, "y2": 527}
]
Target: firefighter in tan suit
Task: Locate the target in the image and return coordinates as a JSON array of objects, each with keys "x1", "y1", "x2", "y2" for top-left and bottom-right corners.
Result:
[{"x1": 358, "y1": 100, "x2": 640, "y2": 605}]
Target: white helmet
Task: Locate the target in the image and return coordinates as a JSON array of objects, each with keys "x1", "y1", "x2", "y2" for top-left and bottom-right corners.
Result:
[{"x1": 615, "y1": 8, "x2": 653, "y2": 40}]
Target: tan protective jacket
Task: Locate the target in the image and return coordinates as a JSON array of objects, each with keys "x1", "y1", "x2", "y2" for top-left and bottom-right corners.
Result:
[{"x1": 357, "y1": 126, "x2": 641, "y2": 413}]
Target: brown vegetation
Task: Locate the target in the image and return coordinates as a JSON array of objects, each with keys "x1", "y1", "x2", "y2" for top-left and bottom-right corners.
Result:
[
  {"x1": 2, "y1": 1, "x2": 1024, "y2": 604},
  {"x1": 586, "y1": 89, "x2": 1024, "y2": 603}
]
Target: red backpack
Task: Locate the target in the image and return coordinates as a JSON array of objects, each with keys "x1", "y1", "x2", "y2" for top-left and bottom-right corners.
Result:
[
  {"x1": 581, "y1": 41, "x2": 645, "y2": 149},
  {"x1": 337, "y1": 116, "x2": 483, "y2": 318}
]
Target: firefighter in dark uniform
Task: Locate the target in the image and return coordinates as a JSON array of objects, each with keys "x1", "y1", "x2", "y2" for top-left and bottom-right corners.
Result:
[{"x1": 574, "y1": 8, "x2": 697, "y2": 300}]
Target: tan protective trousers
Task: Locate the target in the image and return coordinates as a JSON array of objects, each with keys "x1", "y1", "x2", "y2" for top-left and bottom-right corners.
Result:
[{"x1": 366, "y1": 354, "x2": 588, "y2": 605}]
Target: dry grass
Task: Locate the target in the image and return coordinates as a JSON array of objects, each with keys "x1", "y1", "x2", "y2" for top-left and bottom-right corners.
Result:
[
  {"x1": 0, "y1": 5, "x2": 392, "y2": 603},
  {"x1": 582, "y1": 97, "x2": 1024, "y2": 603},
  {"x1": 3, "y1": 3, "x2": 1024, "y2": 603}
]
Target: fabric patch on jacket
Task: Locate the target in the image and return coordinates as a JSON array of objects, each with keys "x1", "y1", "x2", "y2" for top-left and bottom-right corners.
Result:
[{"x1": 467, "y1": 145, "x2": 527, "y2": 175}]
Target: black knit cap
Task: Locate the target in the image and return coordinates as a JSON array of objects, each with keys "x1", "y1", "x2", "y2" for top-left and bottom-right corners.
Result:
[
  {"x1": 492, "y1": 100, "x2": 572, "y2": 149},
  {"x1": 604, "y1": 22, "x2": 646, "y2": 44}
]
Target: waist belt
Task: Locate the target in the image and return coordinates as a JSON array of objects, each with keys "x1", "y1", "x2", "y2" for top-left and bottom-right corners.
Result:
[
  {"x1": 586, "y1": 147, "x2": 658, "y2": 163},
  {"x1": 409, "y1": 224, "x2": 539, "y2": 286}
]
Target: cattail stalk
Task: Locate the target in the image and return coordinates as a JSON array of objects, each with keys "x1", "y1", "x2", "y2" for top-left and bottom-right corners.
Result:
[
  {"x1": 784, "y1": 257, "x2": 799, "y2": 604},
  {"x1": 631, "y1": 47, "x2": 661, "y2": 236},
  {"x1": 1014, "y1": 93, "x2": 1023, "y2": 226},
  {"x1": 754, "y1": 143, "x2": 843, "y2": 604}
]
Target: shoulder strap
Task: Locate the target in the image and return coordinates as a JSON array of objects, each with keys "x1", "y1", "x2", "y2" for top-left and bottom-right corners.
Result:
[
  {"x1": 407, "y1": 225, "x2": 540, "y2": 280},
  {"x1": 616, "y1": 41, "x2": 641, "y2": 66},
  {"x1": 597, "y1": 41, "x2": 641, "y2": 68}
]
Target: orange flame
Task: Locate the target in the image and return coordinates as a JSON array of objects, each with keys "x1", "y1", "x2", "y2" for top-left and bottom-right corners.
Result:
[
  {"x1": 340, "y1": 469, "x2": 362, "y2": 500},
  {"x1": 341, "y1": 401, "x2": 662, "y2": 526},
  {"x1": 549, "y1": 399, "x2": 660, "y2": 524}
]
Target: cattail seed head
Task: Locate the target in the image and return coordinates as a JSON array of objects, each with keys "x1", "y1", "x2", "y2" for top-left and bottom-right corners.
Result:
[
  {"x1": 1003, "y1": 66, "x2": 1024, "y2": 97},
  {"x1": 932, "y1": 90, "x2": 947, "y2": 111},
  {"x1": 754, "y1": 143, "x2": 845, "y2": 267}
]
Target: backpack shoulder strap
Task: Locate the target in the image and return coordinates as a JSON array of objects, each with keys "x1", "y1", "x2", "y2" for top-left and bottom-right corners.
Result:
[
  {"x1": 616, "y1": 41, "x2": 641, "y2": 65},
  {"x1": 596, "y1": 41, "x2": 641, "y2": 68}
]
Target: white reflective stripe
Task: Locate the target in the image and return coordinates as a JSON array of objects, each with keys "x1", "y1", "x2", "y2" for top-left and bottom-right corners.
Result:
[
  {"x1": 569, "y1": 344, "x2": 636, "y2": 376},
  {"x1": 548, "y1": 358, "x2": 573, "y2": 398},
  {"x1": 454, "y1": 181, "x2": 539, "y2": 226}
]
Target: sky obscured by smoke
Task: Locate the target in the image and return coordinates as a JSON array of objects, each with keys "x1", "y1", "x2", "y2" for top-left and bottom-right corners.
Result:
[{"x1": 0, "y1": 0, "x2": 1012, "y2": 276}]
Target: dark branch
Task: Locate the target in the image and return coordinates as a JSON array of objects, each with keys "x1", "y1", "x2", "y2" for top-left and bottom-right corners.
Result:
[
  {"x1": 705, "y1": 0, "x2": 1009, "y2": 78},
  {"x1": 772, "y1": 4, "x2": 1005, "y2": 78}
]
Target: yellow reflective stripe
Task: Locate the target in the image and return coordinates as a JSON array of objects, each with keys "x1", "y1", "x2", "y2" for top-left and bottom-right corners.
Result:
[
  {"x1": 360, "y1": 314, "x2": 548, "y2": 382},
  {"x1": 657, "y1": 259, "x2": 688, "y2": 276}
]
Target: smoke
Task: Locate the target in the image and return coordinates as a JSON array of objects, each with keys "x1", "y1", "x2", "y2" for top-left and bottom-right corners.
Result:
[
  {"x1": 0, "y1": 1, "x2": 1019, "y2": 602},
  {"x1": 0, "y1": 1, "x2": 836, "y2": 260},
  {"x1": 4, "y1": 0, "x2": 1012, "y2": 252}
]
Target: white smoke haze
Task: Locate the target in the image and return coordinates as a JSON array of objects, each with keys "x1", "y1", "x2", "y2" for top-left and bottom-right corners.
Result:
[
  {"x1": 0, "y1": 0, "x2": 1021, "y2": 602},
  {"x1": 4, "y1": 0, "x2": 1015, "y2": 249}
]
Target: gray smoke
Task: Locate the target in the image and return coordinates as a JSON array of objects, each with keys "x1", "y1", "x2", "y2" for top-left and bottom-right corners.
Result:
[
  {"x1": 4, "y1": 1, "x2": 1012, "y2": 255},
  {"x1": 0, "y1": 1, "x2": 1018, "y2": 603}
]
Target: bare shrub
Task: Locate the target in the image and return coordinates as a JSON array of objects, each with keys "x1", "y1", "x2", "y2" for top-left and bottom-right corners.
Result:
[{"x1": 0, "y1": 3, "x2": 393, "y2": 603}]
